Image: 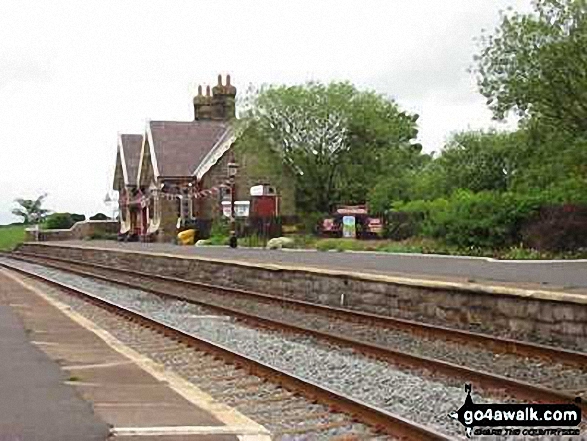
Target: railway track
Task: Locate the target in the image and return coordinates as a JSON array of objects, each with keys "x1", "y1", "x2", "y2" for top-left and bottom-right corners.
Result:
[
  {"x1": 7, "y1": 251, "x2": 587, "y2": 410},
  {"x1": 0, "y1": 255, "x2": 453, "y2": 441}
]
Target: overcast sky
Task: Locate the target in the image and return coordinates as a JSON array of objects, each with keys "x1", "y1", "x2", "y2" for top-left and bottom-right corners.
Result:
[{"x1": 0, "y1": 0, "x2": 532, "y2": 225}]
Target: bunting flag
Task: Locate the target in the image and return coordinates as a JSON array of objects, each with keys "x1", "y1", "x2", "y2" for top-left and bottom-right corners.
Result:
[{"x1": 152, "y1": 180, "x2": 232, "y2": 201}]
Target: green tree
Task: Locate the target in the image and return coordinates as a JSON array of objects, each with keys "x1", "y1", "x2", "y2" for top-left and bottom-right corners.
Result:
[
  {"x1": 238, "y1": 81, "x2": 420, "y2": 214},
  {"x1": 508, "y1": 122, "x2": 587, "y2": 202},
  {"x1": 475, "y1": 0, "x2": 587, "y2": 133},
  {"x1": 11, "y1": 193, "x2": 50, "y2": 224},
  {"x1": 435, "y1": 130, "x2": 520, "y2": 193}
]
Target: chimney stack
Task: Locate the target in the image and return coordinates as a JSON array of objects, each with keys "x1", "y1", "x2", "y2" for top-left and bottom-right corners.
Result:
[
  {"x1": 193, "y1": 74, "x2": 236, "y2": 121},
  {"x1": 193, "y1": 84, "x2": 213, "y2": 120}
]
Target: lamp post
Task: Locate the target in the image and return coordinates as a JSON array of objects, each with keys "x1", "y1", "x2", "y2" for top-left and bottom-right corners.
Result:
[
  {"x1": 104, "y1": 193, "x2": 115, "y2": 220},
  {"x1": 227, "y1": 156, "x2": 239, "y2": 248}
]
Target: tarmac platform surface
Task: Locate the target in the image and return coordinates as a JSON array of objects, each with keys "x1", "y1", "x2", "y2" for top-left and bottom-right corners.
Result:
[
  {"x1": 0, "y1": 305, "x2": 110, "y2": 441},
  {"x1": 0, "y1": 268, "x2": 269, "y2": 441},
  {"x1": 57, "y1": 240, "x2": 587, "y2": 294}
]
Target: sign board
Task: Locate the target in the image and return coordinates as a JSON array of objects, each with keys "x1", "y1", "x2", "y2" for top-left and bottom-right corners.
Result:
[
  {"x1": 250, "y1": 185, "x2": 264, "y2": 196},
  {"x1": 367, "y1": 217, "x2": 383, "y2": 235},
  {"x1": 221, "y1": 201, "x2": 250, "y2": 218},
  {"x1": 222, "y1": 202, "x2": 232, "y2": 218},
  {"x1": 342, "y1": 215, "x2": 356, "y2": 238},
  {"x1": 322, "y1": 218, "x2": 336, "y2": 232},
  {"x1": 337, "y1": 205, "x2": 368, "y2": 215}
]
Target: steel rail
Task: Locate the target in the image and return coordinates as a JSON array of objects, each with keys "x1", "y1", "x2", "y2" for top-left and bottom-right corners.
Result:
[
  {"x1": 5, "y1": 253, "x2": 586, "y2": 415},
  {"x1": 0, "y1": 259, "x2": 454, "y2": 441},
  {"x1": 12, "y1": 250, "x2": 587, "y2": 366}
]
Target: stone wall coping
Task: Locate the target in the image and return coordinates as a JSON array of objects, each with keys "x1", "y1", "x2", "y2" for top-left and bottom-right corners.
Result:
[{"x1": 22, "y1": 241, "x2": 587, "y2": 306}]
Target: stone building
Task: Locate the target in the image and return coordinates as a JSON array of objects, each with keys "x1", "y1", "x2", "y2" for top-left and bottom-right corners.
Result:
[
  {"x1": 112, "y1": 134, "x2": 143, "y2": 237},
  {"x1": 112, "y1": 75, "x2": 295, "y2": 242}
]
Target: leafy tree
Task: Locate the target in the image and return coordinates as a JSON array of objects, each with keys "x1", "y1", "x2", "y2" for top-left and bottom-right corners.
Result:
[
  {"x1": 434, "y1": 130, "x2": 521, "y2": 193},
  {"x1": 11, "y1": 193, "x2": 50, "y2": 224},
  {"x1": 238, "y1": 81, "x2": 420, "y2": 214},
  {"x1": 508, "y1": 123, "x2": 587, "y2": 202},
  {"x1": 475, "y1": 0, "x2": 587, "y2": 134}
]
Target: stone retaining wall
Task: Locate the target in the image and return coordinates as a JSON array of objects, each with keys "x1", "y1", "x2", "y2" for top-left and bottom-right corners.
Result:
[
  {"x1": 16, "y1": 243, "x2": 587, "y2": 349},
  {"x1": 24, "y1": 221, "x2": 119, "y2": 242}
]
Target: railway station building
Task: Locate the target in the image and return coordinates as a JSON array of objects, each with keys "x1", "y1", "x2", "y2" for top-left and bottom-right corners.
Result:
[{"x1": 112, "y1": 75, "x2": 295, "y2": 242}]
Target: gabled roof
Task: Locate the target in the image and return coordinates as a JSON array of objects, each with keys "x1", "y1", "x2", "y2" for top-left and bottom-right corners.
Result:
[
  {"x1": 146, "y1": 120, "x2": 231, "y2": 178},
  {"x1": 117, "y1": 134, "x2": 143, "y2": 186}
]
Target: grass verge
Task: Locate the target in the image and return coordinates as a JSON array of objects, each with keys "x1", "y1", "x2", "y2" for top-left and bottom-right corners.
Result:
[{"x1": 0, "y1": 224, "x2": 27, "y2": 251}]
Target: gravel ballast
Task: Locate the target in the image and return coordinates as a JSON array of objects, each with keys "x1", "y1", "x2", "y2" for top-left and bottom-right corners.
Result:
[
  {"x1": 2, "y1": 257, "x2": 575, "y2": 440},
  {"x1": 14, "y1": 254, "x2": 587, "y2": 394}
]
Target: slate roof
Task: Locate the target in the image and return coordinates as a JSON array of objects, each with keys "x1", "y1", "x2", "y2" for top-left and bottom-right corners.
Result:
[
  {"x1": 149, "y1": 120, "x2": 230, "y2": 177},
  {"x1": 119, "y1": 134, "x2": 143, "y2": 186}
]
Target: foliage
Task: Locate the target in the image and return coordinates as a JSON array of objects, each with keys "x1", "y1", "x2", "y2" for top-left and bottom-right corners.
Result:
[
  {"x1": 201, "y1": 218, "x2": 230, "y2": 245},
  {"x1": 44, "y1": 212, "x2": 85, "y2": 230},
  {"x1": 433, "y1": 191, "x2": 544, "y2": 248},
  {"x1": 296, "y1": 212, "x2": 324, "y2": 235},
  {"x1": 432, "y1": 130, "x2": 520, "y2": 193},
  {"x1": 508, "y1": 127, "x2": 587, "y2": 201},
  {"x1": 290, "y1": 235, "x2": 586, "y2": 259},
  {"x1": 0, "y1": 224, "x2": 26, "y2": 251},
  {"x1": 475, "y1": 0, "x2": 587, "y2": 134},
  {"x1": 520, "y1": 204, "x2": 587, "y2": 251},
  {"x1": 71, "y1": 213, "x2": 86, "y2": 223},
  {"x1": 289, "y1": 234, "x2": 318, "y2": 249},
  {"x1": 394, "y1": 191, "x2": 545, "y2": 248},
  {"x1": 234, "y1": 0, "x2": 587, "y2": 257},
  {"x1": 203, "y1": 235, "x2": 229, "y2": 246},
  {"x1": 87, "y1": 232, "x2": 118, "y2": 241},
  {"x1": 11, "y1": 193, "x2": 50, "y2": 224},
  {"x1": 367, "y1": 173, "x2": 416, "y2": 214},
  {"x1": 238, "y1": 81, "x2": 420, "y2": 215},
  {"x1": 89, "y1": 213, "x2": 109, "y2": 221},
  {"x1": 316, "y1": 238, "x2": 380, "y2": 252},
  {"x1": 209, "y1": 218, "x2": 230, "y2": 237}
]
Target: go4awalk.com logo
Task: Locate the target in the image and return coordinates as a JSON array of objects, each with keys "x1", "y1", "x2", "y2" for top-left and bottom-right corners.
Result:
[{"x1": 448, "y1": 384, "x2": 582, "y2": 438}]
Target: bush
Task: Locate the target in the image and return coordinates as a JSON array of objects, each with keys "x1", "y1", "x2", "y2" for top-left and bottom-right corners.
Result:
[
  {"x1": 87, "y1": 232, "x2": 118, "y2": 241},
  {"x1": 44, "y1": 213, "x2": 75, "y2": 230},
  {"x1": 520, "y1": 205, "x2": 587, "y2": 252},
  {"x1": 43, "y1": 212, "x2": 86, "y2": 230},
  {"x1": 209, "y1": 218, "x2": 230, "y2": 237},
  {"x1": 71, "y1": 213, "x2": 86, "y2": 223},
  {"x1": 89, "y1": 213, "x2": 109, "y2": 221},
  {"x1": 298, "y1": 212, "x2": 324, "y2": 235},
  {"x1": 205, "y1": 235, "x2": 229, "y2": 246},
  {"x1": 432, "y1": 191, "x2": 545, "y2": 248},
  {"x1": 393, "y1": 191, "x2": 545, "y2": 249},
  {"x1": 392, "y1": 198, "x2": 449, "y2": 238}
]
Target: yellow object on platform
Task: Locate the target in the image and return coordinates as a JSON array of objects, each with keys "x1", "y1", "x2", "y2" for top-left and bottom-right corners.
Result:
[{"x1": 177, "y1": 229, "x2": 196, "y2": 245}]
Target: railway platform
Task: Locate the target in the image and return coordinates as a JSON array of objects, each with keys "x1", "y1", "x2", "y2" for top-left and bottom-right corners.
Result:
[
  {"x1": 51, "y1": 240, "x2": 587, "y2": 294},
  {"x1": 13, "y1": 240, "x2": 587, "y2": 350},
  {"x1": 0, "y1": 302, "x2": 109, "y2": 441},
  {"x1": 0, "y1": 268, "x2": 270, "y2": 441}
]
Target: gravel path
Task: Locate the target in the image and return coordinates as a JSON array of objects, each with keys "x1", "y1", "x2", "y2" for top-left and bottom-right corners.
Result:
[{"x1": 0, "y1": 257, "x2": 527, "y2": 439}]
